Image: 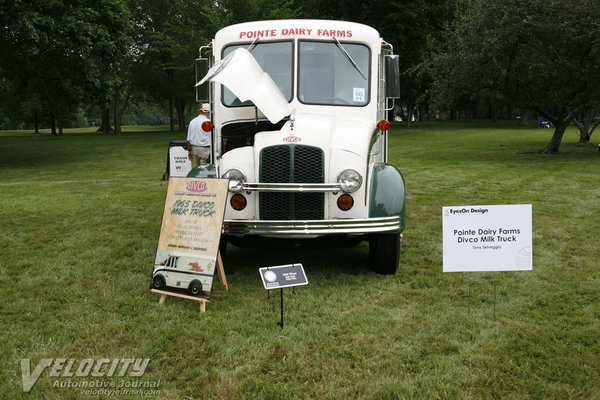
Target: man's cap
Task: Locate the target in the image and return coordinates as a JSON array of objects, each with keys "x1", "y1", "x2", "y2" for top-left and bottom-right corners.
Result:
[{"x1": 201, "y1": 103, "x2": 210, "y2": 112}]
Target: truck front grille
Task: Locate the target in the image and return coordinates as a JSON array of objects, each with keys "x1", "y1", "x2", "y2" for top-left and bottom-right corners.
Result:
[{"x1": 260, "y1": 145, "x2": 324, "y2": 220}]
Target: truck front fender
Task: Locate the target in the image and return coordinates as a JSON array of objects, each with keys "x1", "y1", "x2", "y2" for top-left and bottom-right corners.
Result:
[
  {"x1": 187, "y1": 164, "x2": 217, "y2": 178},
  {"x1": 368, "y1": 163, "x2": 406, "y2": 232}
]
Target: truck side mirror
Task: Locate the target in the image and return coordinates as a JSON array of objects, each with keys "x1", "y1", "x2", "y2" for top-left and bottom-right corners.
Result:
[
  {"x1": 195, "y1": 58, "x2": 209, "y2": 102},
  {"x1": 384, "y1": 55, "x2": 401, "y2": 99}
]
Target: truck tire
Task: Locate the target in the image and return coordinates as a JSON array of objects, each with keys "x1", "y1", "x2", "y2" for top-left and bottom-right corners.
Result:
[
  {"x1": 369, "y1": 233, "x2": 401, "y2": 274},
  {"x1": 152, "y1": 275, "x2": 166, "y2": 290},
  {"x1": 189, "y1": 280, "x2": 202, "y2": 296}
]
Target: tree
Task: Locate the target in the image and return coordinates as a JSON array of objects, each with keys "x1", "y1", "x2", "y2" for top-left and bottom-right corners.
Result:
[
  {"x1": 136, "y1": 0, "x2": 221, "y2": 132},
  {"x1": 573, "y1": 110, "x2": 599, "y2": 144},
  {"x1": 428, "y1": 0, "x2": 600, "y2": 152},
  {"x1": 0, "y1": 0, "x2": 131, "y2": 133},
  {"x1": 298, "y1": 0, "x2": 459, "y2": 127}
]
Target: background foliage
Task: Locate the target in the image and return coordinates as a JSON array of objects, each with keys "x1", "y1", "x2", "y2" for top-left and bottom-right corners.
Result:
[{"x1": 1, "y1": 0, "x2": 598, "y2": 149}]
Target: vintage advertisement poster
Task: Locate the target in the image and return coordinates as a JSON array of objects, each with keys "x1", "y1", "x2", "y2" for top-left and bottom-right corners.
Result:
[{"x1": 151, "y1": 178, "x2": 228, "y2": 299}]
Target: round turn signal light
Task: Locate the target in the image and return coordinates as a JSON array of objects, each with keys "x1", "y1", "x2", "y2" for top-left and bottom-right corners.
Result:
[
  {"x1": 377, "y1": 119, "x2": 390, "y2": 131},
  {"x1": 202, "y1": 121, "x2": 214, "y2": 132},
  {"x1": 337, "y1": 194, "x2": 354, "y2": 211},
  {"x1": 230, "y1": 194, "x2": 247, "y2": 211}
]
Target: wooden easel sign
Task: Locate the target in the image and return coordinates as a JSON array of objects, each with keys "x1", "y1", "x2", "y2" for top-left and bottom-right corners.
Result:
[{"x1": 150, "y1": 178, "x2": 228, "y2": 309}]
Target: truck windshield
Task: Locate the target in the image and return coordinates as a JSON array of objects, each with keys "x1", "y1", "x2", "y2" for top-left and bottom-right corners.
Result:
[
  {"x1": 222, "y1": 41, "x2": 293, "y2": 106},
  {"x1": 298, "y1": 40, "x2": 370, "y2": 106}
]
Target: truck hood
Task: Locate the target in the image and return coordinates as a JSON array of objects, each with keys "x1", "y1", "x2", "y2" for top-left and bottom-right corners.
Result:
[
  {"x1": 255, "y1": 112, "x2": 376, "y2": 158},
  {"x1": 196, "y1": 48, "x2": 290, "y2": 124}
]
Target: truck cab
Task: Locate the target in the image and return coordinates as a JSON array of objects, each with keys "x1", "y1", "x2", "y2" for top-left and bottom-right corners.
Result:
[{"x1": 191, "y1": 19, "x2": 405, "y2": 274}]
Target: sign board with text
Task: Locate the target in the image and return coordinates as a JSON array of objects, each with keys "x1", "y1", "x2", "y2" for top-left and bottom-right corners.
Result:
[
  {"x1": 442, "y1": 204, "x2": 532, "y2": 272},
  {"x1": 259, "y1": 264, "x2": 308, "y2": 290},
  {"x1": 151, "y1": 178, "x2": 228, "y2": 299},
  {"x1": 168, "y1": 146, "x2": 192, "y2": 178}
]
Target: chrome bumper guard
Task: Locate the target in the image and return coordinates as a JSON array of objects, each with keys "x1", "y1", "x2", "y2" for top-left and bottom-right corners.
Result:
[
  {"x1": 240, "y1": 182, "x2": 341, "y2": 193},
  {"x1": 223, "y1": 216, "x2": 403, "y2": 236}
]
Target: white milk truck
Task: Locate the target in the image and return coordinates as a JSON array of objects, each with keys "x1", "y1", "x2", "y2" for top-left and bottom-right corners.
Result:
[{"x1": 190, "y1": 19, "x2": 405, "y2": 274}]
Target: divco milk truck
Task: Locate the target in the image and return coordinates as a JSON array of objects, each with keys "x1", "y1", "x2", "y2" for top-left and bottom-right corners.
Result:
[{"x1": 191, "y1": 19, "x2": 406, "y2": 274}]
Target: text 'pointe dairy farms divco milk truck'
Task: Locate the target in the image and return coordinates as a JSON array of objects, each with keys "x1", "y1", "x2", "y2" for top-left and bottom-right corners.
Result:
[{"x1": 190, "y1": 19, "x2": 406, "y2": 274}]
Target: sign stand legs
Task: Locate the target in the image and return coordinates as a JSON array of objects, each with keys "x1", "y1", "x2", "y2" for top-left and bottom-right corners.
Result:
[
  {"x1": 151, "y1": 251, "x2": 228, "y2": 313},
  {"x1": 463, "y1": 272, "x2": 502, "y2": 318},
  {"x1": 216, "y1": 251, "x2": 228, "y2": 291},
  {"x1": 152, "y1": 289, "x2": 209, "y2": 312},
  {"x1": 278, "y1": 288, "x2": 284, "y2": 328}
]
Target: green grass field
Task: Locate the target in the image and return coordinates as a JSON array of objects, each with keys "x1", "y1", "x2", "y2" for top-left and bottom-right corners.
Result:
[{"x1": 1, "y1": 121, "x2": 598, "y2": 399}]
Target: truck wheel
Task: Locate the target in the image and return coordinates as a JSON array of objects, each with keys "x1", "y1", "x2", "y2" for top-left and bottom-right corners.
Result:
[
  {"x1": 152, "y1": 275, "x2": 166, "y2": 290},
  {"x1": 189, "y1": 280, "x2": 202, "y2": 296},
  {"x1": 369, "y1": 233, "x2": 401, "y2": 274}
]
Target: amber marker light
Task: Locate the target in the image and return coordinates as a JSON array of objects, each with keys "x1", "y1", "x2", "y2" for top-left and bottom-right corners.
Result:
[
  {"x1": 230, "y1": 194, "x2": 247, "y2": 211},
  {"x1": 337, "y1": 194, "x2": 354, "y2": 211},
  {"x1": 377, "y1": 120, "x2": 390, "y2": 131},
  {"x1": 202, "y1": 121, "x2": 214, "y2": 132}
]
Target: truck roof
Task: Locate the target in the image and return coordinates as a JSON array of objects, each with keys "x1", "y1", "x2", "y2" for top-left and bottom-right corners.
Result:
[{"x1": 214, "y1": 19, "x2": 382, "y2": 50}]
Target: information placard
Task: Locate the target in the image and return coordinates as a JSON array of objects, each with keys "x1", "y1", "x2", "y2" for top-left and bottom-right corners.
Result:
[
  {"x1": 259, "y1": 264, "x2": 308, "y2": 290},
  {"x1": 168, "y1": 146, "x2": 192, "y2": 178},
  {"x1": 151, "y1": 178, "x2": 228, "y2": 299},
  {"x1": 442, "y1": 204, "x2": 532, "y2": 272}
]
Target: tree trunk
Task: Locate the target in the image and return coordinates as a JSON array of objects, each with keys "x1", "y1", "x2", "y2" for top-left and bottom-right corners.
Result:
[
  {"x1": 573, "y1": 109, "x2": 594, "y2": 144},
  {"x1": 50, "y1": 108, "x2": 56, "y2": 135},
  {"x1": 589, "y1": 120, "x2": 600, "y2": 141},
  {"x1": 57, "y1": 109, "x2": 63, "y2": 136},
  {"x1": 507, "y1": 102, "x2": 515, "y2": 120},
  {"x1": 169, "y1": 97, "x2": 174, "y2": 132},
  {"x1": 113, "y1": 91, "x2": 122, "y2": 135},
  {"x1": 518, "y1": 111, "x2": 529, "y2": 126},
  {"x1": 176, "y1": 100, "x2": 186, "y2": 132},
  {"x1": 33, "y1": 111, "x2": 39, "y2": 134},
  {"x1": 577, "y1": 126, "x2": 591, "y2": 144},
  {"x1": 543, "y1": 123, "x2": 568, "y2": 153},
  {"x1": 405, "y1": 99, "x2": 416, "y2": 128},
  {"x1": 98, "y1": 107, "x2": 111, "y2": 134},
  {"x1": 492, "y1": 107, "x2": 499, "y2": 123}
]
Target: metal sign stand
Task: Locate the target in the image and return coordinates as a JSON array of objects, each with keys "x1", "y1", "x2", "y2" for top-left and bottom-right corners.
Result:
[
  {"x1": 462, "y1": 272, "x2": 503, "y2": 318},
  {"x1": 259, "y1": 264, "x2": 308, "y2": 329},
  {"x1": 277, "y1": 288, "x2": 284, "y2": 328}
]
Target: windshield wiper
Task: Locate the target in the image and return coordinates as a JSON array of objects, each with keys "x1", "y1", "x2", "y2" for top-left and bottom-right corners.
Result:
[
  {"x1": 247, "y1": 37, "x2": 259, "y2": 53},
  {"x1": 333, "y1": 36, "x2": 366, "y2": 80}
]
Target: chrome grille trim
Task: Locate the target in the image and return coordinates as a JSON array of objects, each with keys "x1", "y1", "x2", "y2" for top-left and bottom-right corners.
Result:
[
  {"x1": 223, "y1": 216, "x2": 403, "y2": 236},
  {"x1": 242, "y1": 183, "x2": 341, "y2": 192}
]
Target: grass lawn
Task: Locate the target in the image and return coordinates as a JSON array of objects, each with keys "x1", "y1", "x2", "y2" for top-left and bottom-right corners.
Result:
[{"x1": 1, "y1": 121, "x2": 598, "y2": 399}]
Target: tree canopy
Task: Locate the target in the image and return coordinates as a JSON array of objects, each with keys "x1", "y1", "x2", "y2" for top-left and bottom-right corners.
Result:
[
  {"x1": 427, "y1": 0, "x2": 600, "y2": 152},
  {"x1": 0, "y1": 0, "x2": 131, "y2": 133},
  {"x1": 2, "y1": 0, "x2": 599, "y2": 152}
]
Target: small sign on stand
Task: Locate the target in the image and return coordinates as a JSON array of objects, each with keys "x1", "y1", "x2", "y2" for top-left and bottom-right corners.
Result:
[
  {"x1": 259, "y1": 264, "x2": 308, "y2": 328},
  {"x1": 442, "y1": 204, "x2": 533, "y2": 317},
  {"x1": 161, "y1": 141, "x2": 192, "y2": 180},
  {"x1": 150, "y1": 177, "x2": 229, "y2": 312}
]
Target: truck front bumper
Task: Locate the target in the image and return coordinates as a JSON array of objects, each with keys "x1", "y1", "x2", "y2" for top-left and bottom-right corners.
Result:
[{"x1": 223, "y1": 216, "x2": 403, "y2": 236}]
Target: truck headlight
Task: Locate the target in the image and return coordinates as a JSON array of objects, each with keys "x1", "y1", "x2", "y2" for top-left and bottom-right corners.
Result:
[
  {"x1": 222, "y1": 168, "x2": 246, "y2": 192},
  {"x1": 337, "y1": 169, "x2": 362, "y2": 193}
]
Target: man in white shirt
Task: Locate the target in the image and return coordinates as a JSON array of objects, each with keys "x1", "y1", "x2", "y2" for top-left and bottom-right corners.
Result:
[{"x1": 186, "y1": 103, "x2": 212, "y2": 165}]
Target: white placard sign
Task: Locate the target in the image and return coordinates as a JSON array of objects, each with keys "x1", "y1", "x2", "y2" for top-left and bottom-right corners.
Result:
[
  {"x1": 169, "y1": 146, "x2": 192, "y2": 178},
  {"x1": 443, "y1": 204, "x2": 532, "y2": 272}
]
